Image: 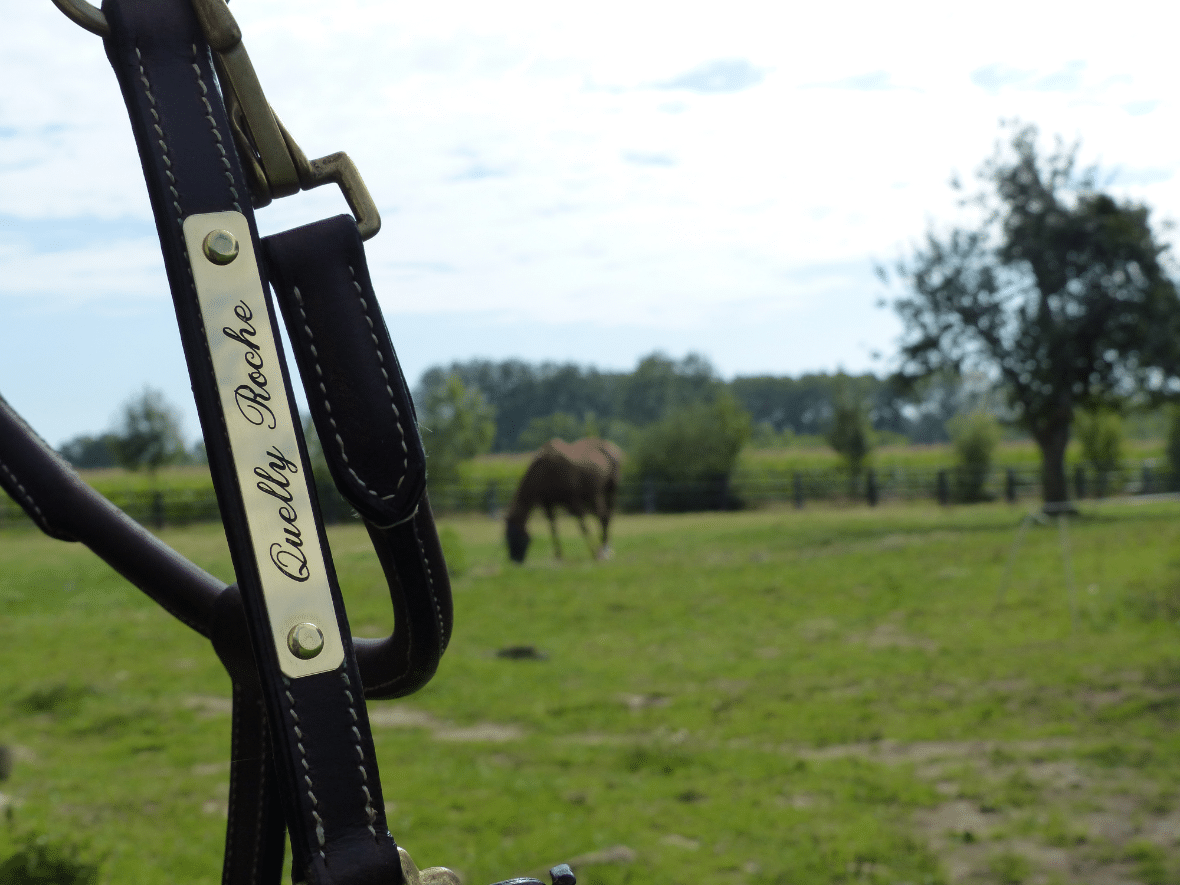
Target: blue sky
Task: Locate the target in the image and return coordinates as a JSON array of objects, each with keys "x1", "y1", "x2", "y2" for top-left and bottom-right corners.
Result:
[{"x1": 3, "y1": 0, "x2": 1180, "y2": 446}]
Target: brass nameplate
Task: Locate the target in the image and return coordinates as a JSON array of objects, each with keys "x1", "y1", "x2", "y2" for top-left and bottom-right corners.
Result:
[{"x1": 183, "y1": 210, "x2": 343, "y2": 678}]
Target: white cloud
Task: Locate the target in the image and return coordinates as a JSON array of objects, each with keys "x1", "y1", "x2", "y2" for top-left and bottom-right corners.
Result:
[{"x1": 5, "y1": 0, "x2": 1180, "y2": 440}]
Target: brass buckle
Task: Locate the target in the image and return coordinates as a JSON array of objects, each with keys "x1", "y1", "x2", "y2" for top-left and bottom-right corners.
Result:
[{"x1": 49, "y1": 0, "x2": 381, "y2": 240}]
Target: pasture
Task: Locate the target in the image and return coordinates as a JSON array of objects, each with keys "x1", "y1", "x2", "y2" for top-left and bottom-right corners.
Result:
[{"x1": 2, "y1": 501, "x2": 1180, "y2": 884}]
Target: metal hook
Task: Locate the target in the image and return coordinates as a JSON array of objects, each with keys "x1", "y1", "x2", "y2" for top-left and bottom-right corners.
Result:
[
  {"x1": 48, "y1": 0, "x2": 380, "y2": 239},
  {"x1": 50, "y1": 0, "x2": 110, "y2": 37},
  {"x1": 49, "y1": 0, "x2": 233, "y2": 40}
]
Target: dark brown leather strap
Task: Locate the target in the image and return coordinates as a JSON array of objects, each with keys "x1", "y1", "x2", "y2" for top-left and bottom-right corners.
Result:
[
  {"x1": 101, "y1": 0, "x2": 402, "y2": 881},
  {"x1": 0, "y1": 392, "x2": 221, "y2": 636},
  {"x1": 263, "y1": 217, "x2": 452, "y2": 700},
  {"x1": 264, "y1": 216, "x2": 427, "y2": 529}
]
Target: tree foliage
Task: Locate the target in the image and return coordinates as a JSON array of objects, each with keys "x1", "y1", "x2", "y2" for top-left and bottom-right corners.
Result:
[
  {"x1": 947, "y1": 411, "x2": 1001, "y2": 502},
  {"x1": 107, "y1": 387, "x2": 186, "y2": 474},
  {"x1": 1167, "y1": 407, "x2": 1180, "y2": 491},
  {"x1": 415, "y1": 352, "x2": 1039, "y2": 458},
  {"x1": 418, "y1": 352, "x2": 723, "y2": 452},
  {"x1": 886, "y1": 122, "x2": 1180, "y2": 504},
  {"x1": 418, "y1": 374, "x2": 496, "y2": 485},
  {"x1": 1075, "y1": 408, "x2": 1123, "y2": 474},
  {"x1": 616, "y1": 353, "x2": 721, "y2": 425},
  {"x1": 58, "y1": 433, "x2": 119, "y2": 469},
  {"x1": 631, "y1": 394, "x2": 751, "y2": 510},
  {"x1": 730, "y1": 372, "x2": 911, "y2": 440},
  {"x1": 825, "y1": 379, "x2": 875, "y2": 476},
  {"x1": 416, "y1": 359, "x2": 621, "y2": 452}
]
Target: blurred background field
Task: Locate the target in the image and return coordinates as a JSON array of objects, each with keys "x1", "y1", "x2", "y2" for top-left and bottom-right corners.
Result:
[
  {"x1": 4, "y1": 501, "x2": 1180, "y2": 884},
  {"x1": 18, "y1": 434, "x2": 1168, "y2": 532}
]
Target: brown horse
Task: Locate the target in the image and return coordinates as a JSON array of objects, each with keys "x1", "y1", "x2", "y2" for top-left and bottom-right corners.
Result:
[{"x1": 505, "y1": 438, "x2": 623, "y2": 563}]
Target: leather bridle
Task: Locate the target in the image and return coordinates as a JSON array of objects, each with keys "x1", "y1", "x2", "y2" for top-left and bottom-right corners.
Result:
[{"x1": 3, "y1": 3, "x2": 574, "y2": 884}]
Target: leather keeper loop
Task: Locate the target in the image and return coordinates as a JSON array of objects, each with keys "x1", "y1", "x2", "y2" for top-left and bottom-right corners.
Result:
[{"x1": 264, "y1": 216, "x2": 427, "y2": 527}]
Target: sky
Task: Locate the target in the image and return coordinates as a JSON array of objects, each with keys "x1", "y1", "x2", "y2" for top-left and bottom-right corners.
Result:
[{"x1": 3, "y1": 0, "x2": 1180, "y2": 446}]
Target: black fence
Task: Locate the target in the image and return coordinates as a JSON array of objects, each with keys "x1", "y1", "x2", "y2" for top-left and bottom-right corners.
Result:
[
  {"x1": 423, "y1": 460, "x2": 1178, "y2": 515},
  {"x1": 0, "y1": 487, "x2": 224, "y2": 531},
  {"x1": 0, "y1": 461, "x2": 1173, "y2": 530}
]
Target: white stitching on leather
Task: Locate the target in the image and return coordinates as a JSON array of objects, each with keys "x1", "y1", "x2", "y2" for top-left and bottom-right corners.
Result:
[
  {"x1": 413, "y1": 517, "x2": 449, "y2": 654},
  {"x1": 282, "y1": 677, "x2": 327, "y2": 860},
  {"x1": 0, "y1": 457, "x2": 48, "y2": 531},
  {"x1": 342, "y1": 672, "x2": 379, "y2": 839},
  {"x1": 249, "y1": 696, "x2": 266, "y2": 885},
  {"x1": 192, "y1": 46, "x2": 243, "y2": 213},
  {"x1": 291, "y1": 285, "x2": 385, "y2": 501},
  {"x1": 135, "y1": 47, "x2": 185, "y2": 230},
  {"x1": 350, "y1": 265, "x2": 410, "y2": 495}
]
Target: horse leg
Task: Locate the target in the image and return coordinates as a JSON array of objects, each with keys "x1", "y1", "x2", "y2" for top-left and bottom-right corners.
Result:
[
  {"x1": 575, "y1": 515, "x2": 597, "y2": 558},
  {"x1": 597, "y1": 503, "x2": 614, "y2": 560},
  {"x1": 545, "y1": 504, "x2": 562, "y2": 559}
]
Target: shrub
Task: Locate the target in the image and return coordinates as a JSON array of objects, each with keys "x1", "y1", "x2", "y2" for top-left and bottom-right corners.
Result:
[
  {"x1": 0, "y1": 830, "x2": 101, "y2": 885},
  {"x1": 947, "y1": 411, "x2": 1000, "y2": 502},
  {"x1": 1166, "y1": 406, "x2": 1180, "y2": 491},
  {"x1": 1076, "y1": 407, "x2": 1123, "y2": 495},
  {"x1": 419, "y1": 375, "x2": 496, "y2": 486},
  {"x1": 631, "y1": 394, "x2": 751, "y2": 511},
  {"x1": 825, "y1": 382, "x2": 875, "y2": 482},
  {"x1": 107, "y1": 387, "x2": 187, "y2": 475}
]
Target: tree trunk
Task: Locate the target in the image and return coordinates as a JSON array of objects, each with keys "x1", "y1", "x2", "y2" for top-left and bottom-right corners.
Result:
[{"x1": 1035, "y1": 422, "x2": 1071, "y2": 508}]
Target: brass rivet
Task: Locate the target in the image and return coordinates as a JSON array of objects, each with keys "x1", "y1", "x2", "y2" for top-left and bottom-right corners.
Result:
[
  {"x1": 202, "y1": 229, "x2": 240, "y2": 265},
  {"x1": 287, "y1": 622, "x2": 325, "y2": 660}
]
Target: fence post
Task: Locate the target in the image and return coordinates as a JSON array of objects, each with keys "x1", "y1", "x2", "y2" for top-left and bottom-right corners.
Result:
[
  {"x1": 866, "y1": 469, "x2": 878, "y2": 507},
  {"x1": 792, "y1": 472, "x2": 804, "y2": 509},
  {"x1": 936, "y1": 470, "x2": 949, "y2": 506},
  {"x1": 1074, "y1": 466, "x2": 1086, "y2": 500},
  {"x1": 1005, "y1": 468, "x2": 1017, "y2": 504},
  {"x1": 1142, "y1": 462, "x2": 1154, "y2": 495},
  {"x1": 485, "y1": 481, "x2": 499, "y2": 518}
]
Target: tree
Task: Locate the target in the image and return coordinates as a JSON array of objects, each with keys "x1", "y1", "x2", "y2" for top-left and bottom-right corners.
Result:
[
  {"x1": 631, "y1": 393, "x2": 751, "y2": 511},
  {"x1": 1075, "y1": 407, "x2": 1123, "y2": 495},
  {"x1": 885, "y1": 122, "x2": 1180, "y2": 506},
  {"x1": 416, "y1": 359, "x2": 623, "y2": 452},
  {"x1": 947, "y1": 411, "x2": 1001, "y2": 502},
  {"x1": 617, "y1": 352, "x2": 721, "y2": 426},
  {"x1": 418, "y1": 374, "x2": 496, "y2": 485},
  {"x1": 58, "y1": 433, "x2": 119, "y2": 469},
  {"x1": 107, "y1": 387, "x2": 186, "y2": 474},
  {"x1": 826, "y1": 378, "x2": 875, "y2": 483}
]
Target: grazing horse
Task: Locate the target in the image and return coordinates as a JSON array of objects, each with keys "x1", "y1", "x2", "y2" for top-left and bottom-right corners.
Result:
[{"x1": 505, "y1": 438, "x2": 622, "y2": 563}]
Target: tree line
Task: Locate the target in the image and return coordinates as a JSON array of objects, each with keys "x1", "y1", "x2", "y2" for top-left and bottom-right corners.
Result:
[{"x1": 414, "y1": 353, "x2": 946, "y2": 455}]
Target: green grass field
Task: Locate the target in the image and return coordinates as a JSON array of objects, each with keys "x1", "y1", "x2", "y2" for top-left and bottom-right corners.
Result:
[{"x1": 3, "y1": 501, "x2": 1180, "y2": 884}]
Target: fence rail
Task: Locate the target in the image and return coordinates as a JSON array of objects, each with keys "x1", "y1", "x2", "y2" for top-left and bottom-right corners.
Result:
[{"x1": 0, "y1": 461, "x2": 1172, "y2": 530}]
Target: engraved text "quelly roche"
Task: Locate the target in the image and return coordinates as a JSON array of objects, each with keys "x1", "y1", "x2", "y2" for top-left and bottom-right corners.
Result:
[
  {"x1": 255, "y1": 446, "x2": 310, "y2": 583},
  {"x1": 222, "y1": 301, "x2": 276, "y2": 429}
]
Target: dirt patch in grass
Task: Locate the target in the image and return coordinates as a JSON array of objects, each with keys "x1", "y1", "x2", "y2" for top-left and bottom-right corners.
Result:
[
  {"x1": 905, "y1": 741, "x2": 1180, "y2": 884},
  {"x1": 368, "y1": 705, "x2": 524, "y2": 742},
  {"x1": 182, "y1": 695, "x2": 233, "y2": 717}
]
